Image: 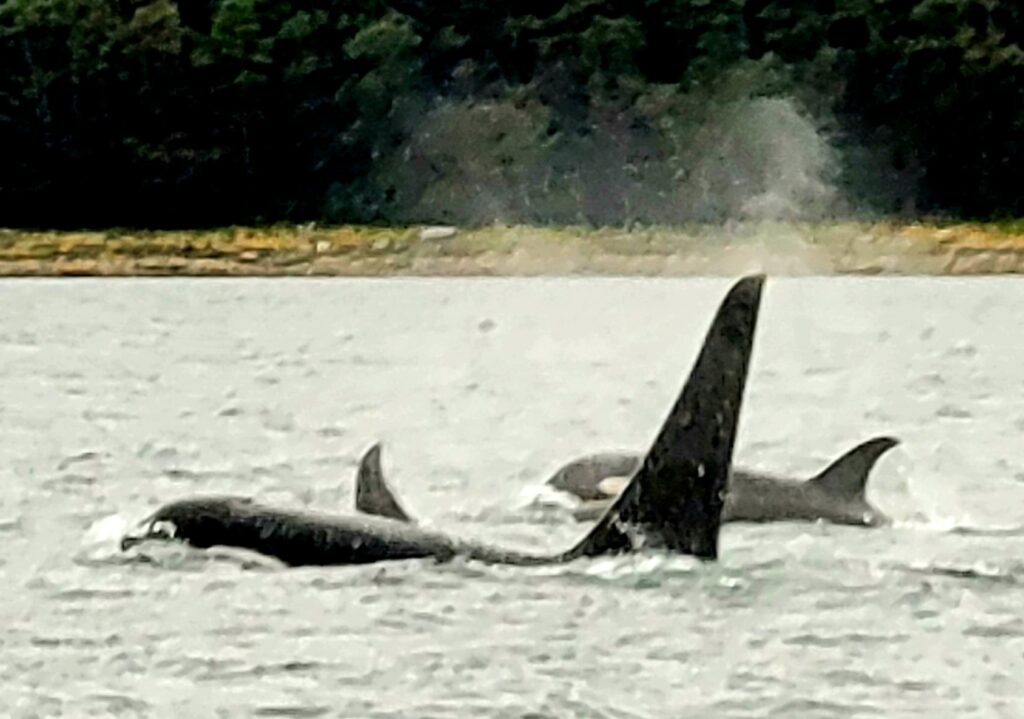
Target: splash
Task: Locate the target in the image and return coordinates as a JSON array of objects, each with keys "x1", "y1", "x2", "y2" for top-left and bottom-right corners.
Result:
[
  {"x1": 83, "y1": 514, "x2": 130, "y2": 547},
  {"x1": 517, "y1": 482, "x2": 579, "y2": 511}
]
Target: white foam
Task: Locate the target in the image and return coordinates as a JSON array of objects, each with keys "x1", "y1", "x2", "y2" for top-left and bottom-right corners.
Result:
[
  {"x1": 516, "y1": 483, "x2": 578, "y2": 511},
  {"x1": 83, "y1": 513, "x2": 129, "y2": 546}
]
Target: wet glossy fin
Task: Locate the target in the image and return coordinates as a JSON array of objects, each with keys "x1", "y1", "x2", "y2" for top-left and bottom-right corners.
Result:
[
  {"x1": 355, "y1": 443, "x2": 414, "y2": 523},
  {"x1": 808, "y1": 436, "x2": 900, "y2": 500},
  {"x1": 562, "y1": 275, "x2": 764, "y2": 561}
]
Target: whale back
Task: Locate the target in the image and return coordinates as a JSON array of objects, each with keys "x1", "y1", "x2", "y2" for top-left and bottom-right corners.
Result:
[
  {"x1": 535, "y1": 434, "x2": 900, "y2": 528},
  {"x1": 131, "y1": 497, "x2": 457, "y2": 566}
]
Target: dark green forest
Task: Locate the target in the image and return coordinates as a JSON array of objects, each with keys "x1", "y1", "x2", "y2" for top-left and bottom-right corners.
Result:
[{"x1": 2, "y1": 0, "x2": 1023, "y2": 228}]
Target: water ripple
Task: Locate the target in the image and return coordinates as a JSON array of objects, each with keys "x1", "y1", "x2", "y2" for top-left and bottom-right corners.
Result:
[{"x1": 5, "y1": 277, "x2": 1024, "y2": 718}]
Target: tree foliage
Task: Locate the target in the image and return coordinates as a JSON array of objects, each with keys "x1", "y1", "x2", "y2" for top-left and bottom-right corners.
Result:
[{"x1": 1, "y1": 0, "x2": 1022, "y2": 227}]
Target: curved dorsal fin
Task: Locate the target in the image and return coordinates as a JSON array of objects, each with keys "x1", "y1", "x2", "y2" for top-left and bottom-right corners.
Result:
[
  {"x1": 808, "y1": 436, "x2": 900, "y2": 500},
  {"x1": 355, "y1": 443, "x2": 414, "y2": 523}
]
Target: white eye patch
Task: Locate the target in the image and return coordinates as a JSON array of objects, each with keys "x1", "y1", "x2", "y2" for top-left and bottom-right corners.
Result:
[
  {"x1": 596, "y1": 476, "x2": 629, "y2": 497},
  {"x1": 121, "y1": 518, "x2": 179, "y2": 551},
  {"x1": 148, "y1": 520, "x2": 178, "y2": 539}
]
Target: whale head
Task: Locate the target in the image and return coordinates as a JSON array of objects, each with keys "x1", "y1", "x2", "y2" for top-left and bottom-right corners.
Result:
[{"x1": 121, "y1": 496, "x2": 254, "y2": 551}]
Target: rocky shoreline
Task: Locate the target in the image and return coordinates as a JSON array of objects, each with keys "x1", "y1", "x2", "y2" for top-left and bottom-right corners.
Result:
[{"x1": 2, "y1": 222, "x2": 1024, "y2": 276}]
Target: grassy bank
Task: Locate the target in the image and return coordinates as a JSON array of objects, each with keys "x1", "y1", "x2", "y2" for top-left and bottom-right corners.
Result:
[{"x1": 2, "y1": 221, "x2": 1024, "y2": 276}]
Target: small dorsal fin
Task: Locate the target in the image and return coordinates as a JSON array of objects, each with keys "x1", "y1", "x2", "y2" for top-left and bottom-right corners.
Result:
[
  {"x1": 563, "y1": 275, "x2": 764, "y2": 561},
  {"x1": 808, "y1": 436, "x2": 899, "y2": 500},
  {"x1": 355, "y1": 443, "x2": 414, "y2": 523}
]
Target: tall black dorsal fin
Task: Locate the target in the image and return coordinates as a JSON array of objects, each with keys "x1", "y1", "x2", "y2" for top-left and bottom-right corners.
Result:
[
  {"x1": 808, "y1": 436, "x2": 899, "y2": 500},
  {"x1": 355, "y1": 443, "x2": 414, "y2": 523},
  {"x1": 563, "y1": 275, "x2": 764, "y2": 561}
]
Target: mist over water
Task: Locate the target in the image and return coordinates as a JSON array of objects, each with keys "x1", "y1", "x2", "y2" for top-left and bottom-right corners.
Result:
[{"x1": 2, "y1": 277, "x2": 1024, "y2": 716}]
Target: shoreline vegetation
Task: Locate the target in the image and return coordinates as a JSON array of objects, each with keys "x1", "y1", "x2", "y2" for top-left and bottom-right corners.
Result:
[{"x1": 3, "y1": 222, "x2": 1024, "y2": 277}]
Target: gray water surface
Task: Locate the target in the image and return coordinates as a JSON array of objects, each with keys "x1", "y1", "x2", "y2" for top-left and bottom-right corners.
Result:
[{"x1": 2, "y1": 277, "x2": 1024, "y2": 717}]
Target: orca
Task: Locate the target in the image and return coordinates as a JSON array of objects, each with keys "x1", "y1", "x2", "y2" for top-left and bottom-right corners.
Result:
[
  {"x1": 544, "y1": 437, "x2": 900, "y2": 525},
  {"x1": 355, "y1": 437, "x2": 898, "y2": 529},
  {"x1": 121, "y1": 274, "x2": 763, "y2": 567}
]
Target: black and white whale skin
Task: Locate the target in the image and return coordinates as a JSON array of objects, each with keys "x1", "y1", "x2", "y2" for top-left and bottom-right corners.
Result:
[
  {"x1": 121, "y1": 274, "x2": 763, "y2": 567},
  {"x1": 544, "y1": 437, "x2": 900, "y2": 525},
  {"x1": 356, "y1": 438, "x2": 898, "y2": 529},
  {"x1": 355, "y1": 397, "x2": 897, "y2": 529}
]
